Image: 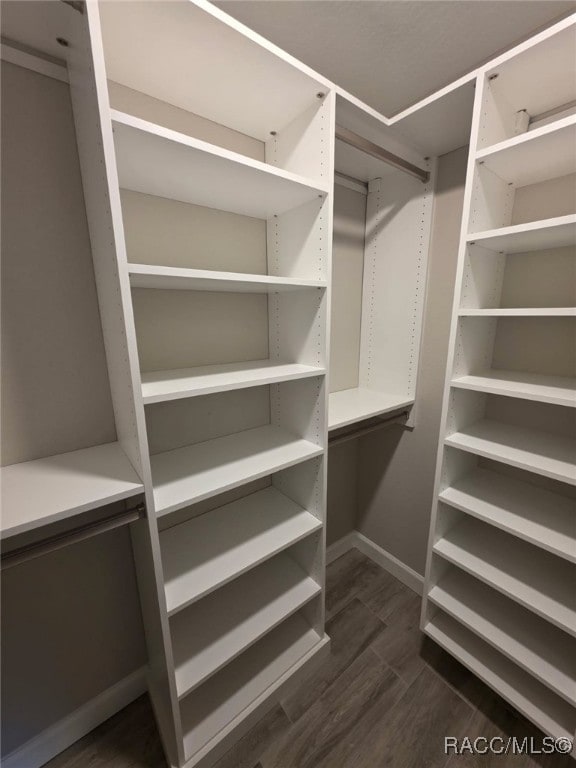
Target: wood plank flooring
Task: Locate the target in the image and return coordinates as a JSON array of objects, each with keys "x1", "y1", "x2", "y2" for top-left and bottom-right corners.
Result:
[{"x1": 45, "y1": 548, "x2": 573, "y2": 768}]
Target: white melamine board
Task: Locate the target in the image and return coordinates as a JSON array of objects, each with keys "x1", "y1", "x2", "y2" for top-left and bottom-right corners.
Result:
[
  {"x1": 180, "y1": 613, "x2": 323, "y2": 759},
  {"x1": 439, "y1": 468, "x2": 576, "y2": 562},
  {"x1": 0, "y1": 443, "x2": 143, "y2": 539},
  {"x1": 459, "y1": 308, "x2": 576, "y2": 316},
  {"x1": 112, "y1": 112, "x2": 328, "y2": 220},
  {"x1": 142, "y1": 361, "x2": 326, "y2": 405},
  {"x1": 429, "y1": 569, "x2": 576, "y2": 704},
  {"x1": 433, "y1": 518, "x2": 576, "y2": 635},
  {"x1": 161, "y1": 486, "x2": 322, "y2": 614},
  {"x1": 99, "y1": 0, "x2": 325, "y2": 143},
  {"x1": 451, "y1": 370, "x2": 576, "y2": 408},
  {"x1": 476, "y1": 116, "x2": 576, "y2": 188},
  {"x1": 171, "y1": 554, "x2": 320, "y2": 698},
  {"x1": 151, "y1": 425, "x2": 324, "y2": 516},
  {"x1": 467, "y1": 215, "x2": 576, "y2": 253},
  {"x1": 445, "y1": 419, "x2": 576, "y2": 484},
  {"x1": 128, "y1": 264, "x2": 326, "y2": 293},
  {"x1": 425, "y1": 613, "x2": 576, "y2": 741},
  {"x1": 328, "y1": 388, "x2": 414, "y2": 431}
]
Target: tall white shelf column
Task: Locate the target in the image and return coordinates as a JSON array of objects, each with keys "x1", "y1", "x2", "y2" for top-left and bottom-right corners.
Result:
[
  {"x1": 422, "y1": 16, "x2": 576, "y2": 748},
  {"x1": 65, "y1": 2, "x2": 334, "y2": 766}
]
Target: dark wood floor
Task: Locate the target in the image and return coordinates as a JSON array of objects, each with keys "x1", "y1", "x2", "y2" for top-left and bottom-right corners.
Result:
[{"x1": 46, "y1": 549, "x2": 572, "y2": 768}]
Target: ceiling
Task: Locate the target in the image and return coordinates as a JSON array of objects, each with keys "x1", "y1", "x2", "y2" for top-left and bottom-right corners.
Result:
[{"x1": 215, "y1": 0, "x2": 576, "y2": 116}]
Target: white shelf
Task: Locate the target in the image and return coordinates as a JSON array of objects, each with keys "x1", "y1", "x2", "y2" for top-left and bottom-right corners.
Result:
[
  {"x1": 425, "y1": 613, "x2": 576, "y2": 741},
  {"x1": 171, "y1": 554, "x2": 320, "y2": 698},
  {"x1": 445, "y1": 419, "x2": 576, "y2": 485},
  {"x1": 161, "y1": 486, "x2": 322, "y2": 614},
  {"x1": 0, "y1": 443, "x2": 143, "y2": 539},
  {"x1": 151, "y1": 425, "x2": 324, "y2": 516},
  {"x1": 128, "y1": 264, "x2": 326, "y2": 293},
  {"x1": 433, "y1": 517, "x2": 576, "y2": 636},
  {"x1": 429, "y1": 569, "x2": 576, "y2": 705},
  {"x1": 476, "y1": 115, "x2": 576, "y2": 187},
  {"x1": 180, "y1": 613, "x2": 324, "y2": 760},
  {"x1": 112, "y1": 111, "x2": 329, "y2": 219},
  {"x1": 142, "y1": 361, "x2": 325, "y2": 405},
  {"x1": 328, "y1": 387, "x2": 413, "y2": 431},
  {"x1": 459, "y1": 307, "x2": 576, "y2": 316},
  {"x1": 451, "y1": 369, "x2": 576, "y2": 407},
  {"x1": 467, "y1": 215, "x2": 576, "y2": 253},
  {"x1": 439, "y1": 468, "x2": 576, "y2": 563}
]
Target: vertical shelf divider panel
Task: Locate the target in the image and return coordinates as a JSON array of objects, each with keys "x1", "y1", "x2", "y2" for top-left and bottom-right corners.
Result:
[
  {"x1": 66, "y1": 2, "x2": 334, "y2": 766},
  {"x1": 422, "y1": 16, "x2": 576, "y2": 746}
]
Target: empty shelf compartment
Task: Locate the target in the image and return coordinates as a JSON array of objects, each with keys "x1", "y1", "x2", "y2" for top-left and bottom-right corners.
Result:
[
  {"x1": 466, "y1": 215, "x2": 576, "y2": 253},
  {"x1": 329, "y1": 387, "x2": 413, "y2": 431},
  {"x1": 433, "y1": 517, "x2": 576, "y2": 636},
  {"x1": 151, "y1": 425, "x2": 324, "y2": 516},
  {"x1": 451, "y1": 370, "x2": 576, "y2": 408},
  {"x1": 161, "y1": 485, "x2": 322, "y2": 613},
  {"x1": 429, "y1": 568, "x2": 576, "y2": 704},
  {"x1": 439, "y1": 467, "x2": 576, "y2": 562}
]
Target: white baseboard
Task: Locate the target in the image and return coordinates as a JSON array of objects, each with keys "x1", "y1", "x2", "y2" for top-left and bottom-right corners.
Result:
[
  {"x1": 326, "y1": 530, "x2": 424, "y2": 595},
  {"x1": 2, "y1": 667, "x2": 146, "y2": 768}
]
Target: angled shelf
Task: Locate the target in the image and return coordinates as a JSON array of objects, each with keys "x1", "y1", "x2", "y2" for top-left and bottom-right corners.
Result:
[
  {"x1": 180, "y1": 613, "x2": 326, "y2": 761},
  {"x1": 128, "y1": 264, "x2": 327, "y2": 293},
  {"x1": 161, "y1": 486, "x2": 322, "y2": 614},
  {"x1": 141, "y1": 361, "x2": 326, "y2": 404},
  {"x1": 475, "y1": 115, "x2": 576, "y2": 187},
  {"x1": 459, "y1": 307, "x2": 576, "y2": 316},
  {"x1": 112, "y1": 111, "x2": 329, "y2": 220},
  {"x1": 329, "y1": 387, "x2": 413, "y2": 431},
  {"x1": 439, "y1": 467, "x2": 576, "y2": 562},
  {"x1": 0, "y1": 442, "x2": 144, "y2": 539},
  {"x1": 429, "y1": 569, "x2": 576, "y2": 705},
  {"x1": 451, "y1": 369, "x2": 576, "y2": 407},
  {"x1": 151, "y1": 425, "x2": 324, "y2": 516},
  {"x1": 433, "y1": 517, "x2": 576, "y2": 636},
  {"x1": 171, "y1": 554, "x2": 320, "y2": 698},
  {"x1": 466, "y1": 215, "x2": 576, "y2": 253},
  {"x1": 444, "y1": 419, "x2": 576, "y2": 485},
  {"x1": 425, "y1": 613, "x2": 576, "y2": 741}
]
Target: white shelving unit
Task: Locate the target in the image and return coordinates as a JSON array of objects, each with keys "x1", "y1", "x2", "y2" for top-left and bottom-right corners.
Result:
[
  {"x1": 65, "y1": 2, "x2": 333, "y2": 765},
  {"x1": 423, "y1": 15, "x2": 576, "y2": 748}
]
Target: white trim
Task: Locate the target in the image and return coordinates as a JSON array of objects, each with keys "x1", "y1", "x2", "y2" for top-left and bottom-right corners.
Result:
[
  {"x1": 2, "y1": 668, "x2": 146, "y2": 768},
  {"x1": 325, "y1": 531, "x2": 424, "y2": 595},
  {"x1": 326, "y1": 531, "x2": 357, "y2": 564},
  {"x1": 0, "y1": 43, "x2": 68, "y2": 83}
]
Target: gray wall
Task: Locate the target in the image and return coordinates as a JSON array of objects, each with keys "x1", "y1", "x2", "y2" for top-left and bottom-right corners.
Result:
[
  {"x1": 356, "y1": 147, "x2": 468, "y2": 575},
  {"x1": 1, "y1": 62, "x2": 146, "y2": 757}
]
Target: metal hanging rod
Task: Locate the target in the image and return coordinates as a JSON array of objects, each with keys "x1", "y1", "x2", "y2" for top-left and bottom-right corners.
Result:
[
  {"x1": 1, "y1": 502, "x2": 146, "y2": 570},
  {"x1": 335, "y1": 125, "x2": 430, "y2": 184},
  {"x1": 329, "y1": 411, "x2": 409, "y2": 447}
]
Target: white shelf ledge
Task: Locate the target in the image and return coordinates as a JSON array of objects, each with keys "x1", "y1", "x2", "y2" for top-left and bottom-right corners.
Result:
[
  {"x1": 467, "y1": 215, "x2": 576, "y2": 253},
  {"x1": 171, "y1": 554, "x2": 320, "y2": 698},
  {"x1": 429, "y1": 569, "x2": 576, "y2": 705},
  {"x1": 112, "y1": 111, "x2": 329, "y2": 219},
  {"x1": 151, "y1": 425, "x2": 324, "y2": 516},
  {"x1": 451, "y1": 369, "x2": 576, "y2": 407},
  {"x1": 328, "y1": 387, "x2": 413, "y2": 431},
  {"x1": 141, "y1": 361, "x2": 325, "y2": 404},
  {"x1": 0, "y1": 443, "x2": 143, "y2": 539},
  {"x1": 476, "y1": 114, "x2": 576, "y2": 187},
  {"x1": 445, "y1": 419, "x2": 576, "y2": 485},
  {"x1": 433, "y1": 517, "x2": 576, "y2": 636},
  {"x1": 439, "y1": 468, "x2": 576, "y2": 563},
  {"x1": 459, "y1": 307, "x2": 576, "y2": 316},
  {"x1": 180, "y1": 614, "x2": 325, "y2": 760},
  {"x1": 128, "y1": 264, "x2": 326, "y2": 293},
  {"x1": 161, "y1": 486, "x2": 322, "y2": 614},
  {"x1": 425, "y1": 613, "x2": 576, "y2": 742}
]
